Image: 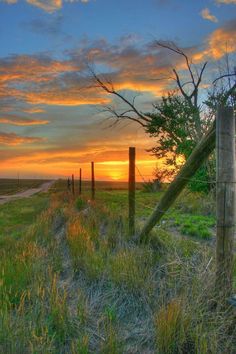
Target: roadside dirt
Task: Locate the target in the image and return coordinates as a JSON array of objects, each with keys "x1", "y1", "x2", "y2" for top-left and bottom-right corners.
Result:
[{"x1": 0, "y1": 180, "x2": 55, "y2": 205}]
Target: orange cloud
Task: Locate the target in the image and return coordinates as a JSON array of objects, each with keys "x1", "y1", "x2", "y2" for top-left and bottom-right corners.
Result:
[
  {"x1": 201, "y1": 8, "x2": 218, "y2": 23},
  {"x1": 23, "y1": 107, "x2": 46, "y2": 114},
  {"x1": 0, "y1": 120, "x2": 160, "y2": 180},
  {"x1": 1, "y1": 0, "x2": 90, "y2": 12},
  {"x1": 23, "y1": 89, "x2": 110, "y2": 106},
  {"x1": 193, "y1": 20, "x2": 236, "y2": 61},
  {"x1": 26, "y1": 0, "x2": 62, "y2": 12},
  {"x1": 0, "y1": 56, "x2": 77, "y2": 84},
  {"x1": 0, "y1": 117, "x2": 49, "y2": 126},
  {"x1": 0, "y1": 147, "x2": 159, "y2": 181},
  {"x1": 216, "y1": 0, "x2": 236, "y2": 4},
  {"x1": 110, "y1": 79, "x2": 170, "y2": 97},
  {"x1": 0, "y1": 132, "x2": 44, "y2": 145},
  {"x1": 1, "y1": 25, "x2": 236, "y2": 111}
]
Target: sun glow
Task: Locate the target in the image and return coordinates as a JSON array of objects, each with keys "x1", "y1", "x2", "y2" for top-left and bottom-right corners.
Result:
[{"x1": 109, "y1": 171, "x2": 125, "y2": 181}]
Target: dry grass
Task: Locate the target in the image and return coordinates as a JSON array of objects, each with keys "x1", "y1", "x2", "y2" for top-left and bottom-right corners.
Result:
[
  {"x1": 0, "y1": 189, "x2": 235, "y2": 353},
  {"x1": 63, "y1": 194, "x2": 236, "y2": 353}
]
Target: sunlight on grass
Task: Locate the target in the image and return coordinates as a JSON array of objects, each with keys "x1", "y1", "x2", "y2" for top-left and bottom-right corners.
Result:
[{"x1": 0, "y1": 185, "x2": 234, "y2": 353}]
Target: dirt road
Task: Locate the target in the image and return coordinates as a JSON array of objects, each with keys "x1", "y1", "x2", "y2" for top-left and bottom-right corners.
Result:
[{"x1": 0, "y1": 180, "x2": 55, "y2": 205}]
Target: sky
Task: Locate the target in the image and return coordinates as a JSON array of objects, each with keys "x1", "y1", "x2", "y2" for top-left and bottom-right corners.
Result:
[{"x1": 0, "y1": 0, "x2": 236, "y2": 181}]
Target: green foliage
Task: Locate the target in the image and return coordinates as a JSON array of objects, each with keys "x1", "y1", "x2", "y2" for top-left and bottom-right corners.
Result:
[
  {"x1": 145, "y1": 92, "x2": 215, "y2": 192},
  {"x1": 104, "y1": 305, "x2": 117, "y2": 323},
  {"x1": 146, "y1": 93, "x2": 199, "y2": 161},
  {"x1": 76, "y1": 197, "x2": 87, "y2": 211},
  {"x1": 165, "y1": 211, "x2": 215, "y2": 240},
  {"x1": 71, "y1": 336, "x2": 90, "y2": 354}
]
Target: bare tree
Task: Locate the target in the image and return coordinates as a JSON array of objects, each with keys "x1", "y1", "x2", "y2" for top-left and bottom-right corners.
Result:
[
  {"x1": 155, "y1": 41, "x2": 208, "y2": 138},
  {"x1": 90, "y1": 41, "x2": 208, "y2": 132},
  {"x1": 89, "y1": 42, "x2": 236, "y2": 189},
  {"x1": 90, "y1": 67, "x2": 151, "y2": 128}
]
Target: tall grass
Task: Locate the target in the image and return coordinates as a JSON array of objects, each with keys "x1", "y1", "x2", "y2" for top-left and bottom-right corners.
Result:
[
  {"x1": 64, "y1": 194, "x2": 236, "y2": 353},
  {"x1": 0, "y1": 189, "x2": 235, "y2": 353}
]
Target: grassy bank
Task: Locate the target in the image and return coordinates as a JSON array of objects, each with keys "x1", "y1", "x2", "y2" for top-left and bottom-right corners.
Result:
[{"x1": 0, "y1": 185, "x2": 235, "y2": 353}]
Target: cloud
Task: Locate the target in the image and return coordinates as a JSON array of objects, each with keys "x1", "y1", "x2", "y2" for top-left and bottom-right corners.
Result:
[
  {"x1": 0, "y1": 46, "x2": 171, "y2": 108},
  {"x1": 0, "y1": 54, "x2": 77, "y2": 84},
  {"x1": 1, "y1": 24, "x2": 236, "y2": 111},
  {"x1": 0, "y1": 117, "x2": 159, "y2": 180},
  {"x1": 0, "y1": 132, "x2": 44, "y2": 145},
  {"x1": 23, "y1": 107, "x2": 46, "y2": 114},
  {"x1": 201, "y1": 8, "x2": 218, "y2": 22},
  {"x1": 26, "y1": 0, "x2": 62, "y2": 12},
  {"x1": 1, "y1": 0, "x2": 17, "y2": 3},
  {"x1": 22, "y1": 15, "x2": 64, "y2": 37},
  {"x1": 23, "y1": 90, "x2": 110, "y2": 106},
  {"x1": 193, "y1": 19, "x2": 236, "y2": 61},
  {"x1": 0, "y1": 116, "x2": 49, "y2": 126},
  {"x1": 216, "y1": 0, "x2": 236, "y2": 4},
  {"x1": 1, "y1": 0, "x2": 90, "y2": 12}
]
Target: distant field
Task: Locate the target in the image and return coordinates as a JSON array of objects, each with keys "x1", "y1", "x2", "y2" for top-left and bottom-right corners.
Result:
[
  {"x1": 0, "y1": 178, "x2": 50, "y2": 195},
  {"x1": 53, "y1": 178, "x2": 145, "y2": 192}
]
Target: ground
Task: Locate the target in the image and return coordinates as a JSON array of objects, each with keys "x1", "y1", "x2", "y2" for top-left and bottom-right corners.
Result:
[
  {"x1": 0, "y1": 180, "x2": 54, "y2": 205},
  {"x1": 0, "y1": 179, "x2": 235, "y2": 353}
]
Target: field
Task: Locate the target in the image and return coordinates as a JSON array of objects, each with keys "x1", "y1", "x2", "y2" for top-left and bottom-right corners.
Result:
[
  {"x1": 0, "y1": 179, "x2": 50, "y2": 195},
  {"x1": 0, "y1": 180, "x2": 235, "y2": 353}
]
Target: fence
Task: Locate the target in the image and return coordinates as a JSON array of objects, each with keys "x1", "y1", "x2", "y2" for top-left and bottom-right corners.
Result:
[{"x1": 64, "y1": 106, "x2": 235, "y2": 303}]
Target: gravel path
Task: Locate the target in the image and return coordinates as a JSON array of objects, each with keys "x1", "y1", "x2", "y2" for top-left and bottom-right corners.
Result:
[{"x1": 0, "y1": 180, "x2": 55, "y2": 205}]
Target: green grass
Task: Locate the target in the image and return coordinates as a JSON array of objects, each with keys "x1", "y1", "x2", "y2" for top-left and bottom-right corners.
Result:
[
  {"x1": 77, "y1": 188, "x2": 216, "y2": 240},
  {"x1": 0, "y1": 192, "x2": 75, "y2": 353},
  {"x1": 0, "y1": 184, "x2": 235, "y2": 353},
  {"x1": 63, "y1": 191, "x2": 235, "y2": 353},
  {"x1": 0, "y1": 194, "x2": 49, "y2": 239},
  {"x1": 164, "y1": 211, "x2": 215, "y2": 239}
]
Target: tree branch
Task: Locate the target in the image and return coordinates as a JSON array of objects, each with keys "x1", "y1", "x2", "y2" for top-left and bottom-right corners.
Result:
[{"x1": 90, "y1": 68, "x2": 150, "y2": 125}]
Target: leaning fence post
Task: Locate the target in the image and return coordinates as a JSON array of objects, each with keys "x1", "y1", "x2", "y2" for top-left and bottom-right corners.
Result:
[
  {"x1": 138, "y1": 122, "x2": 216, "y2": 243},
  {"x1": 79, "y1": 168, "x2": 82, "y2": 195},
  {"x1": 129, "y1": 147, "x2": 136, "y2": 235},
  {"x1": 72, "y1": 174, "x2": 75, "y2": 195},
  {"x1": 216, "y1": 106, "x2": 235, "y2": 301},
  {"x1": 91, "y1": 162, "x2": 95, "y2": 200}
]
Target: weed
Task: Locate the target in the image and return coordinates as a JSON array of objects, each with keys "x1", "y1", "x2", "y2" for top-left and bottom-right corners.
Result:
[
  {"x1": 108, "y1": 247, "x2": 154, "y2": 292},
  {"x1": 71, "y1": 336, "x2": 89, "y2": 354},
  {"x1": 76, "y1": 197, "x2": 87, "y2": 211}
]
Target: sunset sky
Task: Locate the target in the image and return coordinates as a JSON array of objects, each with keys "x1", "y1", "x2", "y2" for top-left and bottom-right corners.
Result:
[{"x1": 0, "y1": 0, "x2": 236, "y2": 181}]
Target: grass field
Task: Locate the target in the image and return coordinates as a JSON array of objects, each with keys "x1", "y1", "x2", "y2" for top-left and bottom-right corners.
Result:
[
  {"x1": 0, "y1": 178, "x2": 50, "y2": 195},
  {"x1": 0, "y1": 180, "x2": 235, "y2": 353}
]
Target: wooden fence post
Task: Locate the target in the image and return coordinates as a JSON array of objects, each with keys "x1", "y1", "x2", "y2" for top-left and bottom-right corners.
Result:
[
  {"x1": 72, "y1": 174, "x2": 75, "y2": 195},
  {"x1": 17, "y1": 172, "x2": 20, "y2": 187},
  {"x1": 91, "y1": 162, "x2": 95, "y2": 200},
  {"x1": 67, "y1": 177, "x2": 71, "y2": 191},
  {"x1": 129, "y1": 147, "x2": 136, "y2": 235},
  {"x1": 79, "y1": 168, "x2": 82, "y2": 195},
  {"x1": 216, "y1": 106, "x2": 235, "y2": 300}
]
